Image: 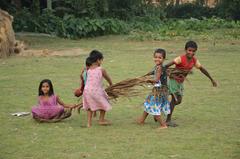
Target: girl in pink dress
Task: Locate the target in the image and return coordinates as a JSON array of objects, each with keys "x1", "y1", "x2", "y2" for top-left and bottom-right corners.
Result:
[
  {"x1": 32, "y1": 79, "x2": 79, "y2": 122},
  {"x1": 83, "y1": 50, "x2": 113, "y2": 127}
]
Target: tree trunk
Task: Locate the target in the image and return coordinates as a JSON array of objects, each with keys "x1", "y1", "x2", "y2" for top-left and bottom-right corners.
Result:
[
  {"x1": 0, "y1": 9, "x2": 15, "y2": 58},
  {"x1": 32, "y1": 0, "x2": 40, "y2": 16},
  {"x1": 47, "y1": 0, "x2": 52, "y2": 9},
  {"x1": 175, "y1": 0, "x2": 180, "y2": 6}
]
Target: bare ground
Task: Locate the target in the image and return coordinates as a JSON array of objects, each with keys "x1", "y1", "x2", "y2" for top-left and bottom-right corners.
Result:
[{"x1": 17, "y1": 48, "x2": 88, "y2": 57}]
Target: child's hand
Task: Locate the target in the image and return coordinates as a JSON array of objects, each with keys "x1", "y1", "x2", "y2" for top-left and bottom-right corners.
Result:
[
  {"x1": 74, "y1": 88, "x2": 83, "y2": 97},
  {"x1": 72, "y1": 104, "x2": 81, "y2": 109},
  {"x1": 104, "y1": 91, "x2": 110, "y2": 99},
  {"x1": 147, "y1": 79, "x2": 156, "y2": 84}
]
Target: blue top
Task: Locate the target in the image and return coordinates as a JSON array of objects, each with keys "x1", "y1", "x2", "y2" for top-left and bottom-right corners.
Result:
[{"x1": 83, "y1": 68, "x2": 88, "y2": 85}]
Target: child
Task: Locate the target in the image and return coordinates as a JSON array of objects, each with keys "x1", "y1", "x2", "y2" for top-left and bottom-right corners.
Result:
[
  {"x1": 83, "y1": 50, "x2": 113, "y2": 127},
  {"x1": 137, "y1": 48, "x2": 170, "y2": 129},
  {"x1": 75, "y1": 57, "x2": 97, "y2": 117},
  {"x1": 32, "y1": 79, "x2": 79, "y2": 122},
  {"x1": 165, "y1": 40, "x2": 217, "y2": 127}
]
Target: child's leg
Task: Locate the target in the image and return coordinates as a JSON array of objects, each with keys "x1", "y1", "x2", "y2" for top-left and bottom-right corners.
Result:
[
  {"x1": 154, "y1": 115, "x2": 167, "y2": 128},
  {"x1": 99, "y1": 110, "x2": 105, "y2": 121},
  {"x1": 87, "y1": 110, "x2": 93, "y2": 127},
  {"x1": 99, "y1": 110, "x2": 111, "y2": 125},
  {"x1": 166, "y1": 94, "x2": 182, "y2": 126},
  {"x1": 166, "y1": 100, "x2": 175, "y2": 122},
  {"x1": 168, "y1": 94, "x2": 172, "y2": 103},
  {"x1": 154, "y1": 95, "x2": 172, "y2": 122},
  {"x1": 137, "y1": 111, "x2": 148, "y2": 124},
  {"x1": 93, "y1": 111, "x2": 97, "y2": 117},
  {"x1": 166, "y1": 94, "x2": 177, "y2": 122}
]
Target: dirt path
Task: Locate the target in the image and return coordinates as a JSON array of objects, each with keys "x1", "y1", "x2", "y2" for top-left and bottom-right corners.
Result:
[{"x1": 17, "y1": 48, "x2": 88, "y2": 57}]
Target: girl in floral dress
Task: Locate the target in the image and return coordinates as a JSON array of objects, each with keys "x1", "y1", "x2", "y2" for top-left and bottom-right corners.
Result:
[{"x1": 137, "y1": 49, "x2": 170, "y2": 129}]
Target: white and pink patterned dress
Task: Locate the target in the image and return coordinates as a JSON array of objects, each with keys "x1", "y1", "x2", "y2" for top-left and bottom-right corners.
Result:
[{"x1": 83, "y1": 67, "x2": 111, "y2": 111}]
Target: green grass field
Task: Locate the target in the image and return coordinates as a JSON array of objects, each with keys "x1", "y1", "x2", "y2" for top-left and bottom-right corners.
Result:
[{"x1": 0, "y1": 35, "x2": 240, "y2": 159}]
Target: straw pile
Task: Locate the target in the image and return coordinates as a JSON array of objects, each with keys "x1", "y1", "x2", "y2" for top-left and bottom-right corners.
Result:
[
  {"x1": 0, "y1": 9, "x2": 15, "y2": 58},
  {"x1": 0, "y1": 9, "x2": 26, "y2": 58}
]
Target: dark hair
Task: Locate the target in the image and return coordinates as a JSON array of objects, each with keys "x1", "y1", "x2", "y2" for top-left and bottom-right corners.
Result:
[
  {"x1": 88, "y1": 50, "x2": 104, "y2": 63},
  {"x1": 185, "y1": 41, "x2": 198, "y2": 50},
  {"x1": 38, "y1": 79, "x2": 54, "y2": 96},
  {"x1": 154, "y1": 48, "x2": 166, "y2": 59},
  {"x1": 85, "y1": 56, "x2": 92, "y2": 67}
]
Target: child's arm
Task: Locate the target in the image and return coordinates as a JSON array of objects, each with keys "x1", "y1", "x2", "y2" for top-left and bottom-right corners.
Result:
[
  {"x1": 79, "y1": 71, "x2": 85, "y2": 92},
  {"x1": 76, "y1": 68, "x2": 85, "y2": 96},
  {"x1": 164, "y1": 61, "x2": 175, "y2": 68},
  {"x1": 80, "y1": 68, "x2": 85, "y2": 85},
  {"x1": 155, "y1": 65, "x2": 162, "y2": 82},
  {"x1": 165, "y1": 56, "x2": 181, "y2": 68},
  {"x1": 199, "y1": 66, "x2": 217, "y2": 87},
  {"x1": 56, "y1": 96, "x2": 79, "y2": 108},
  {"x1": 102, "y1": 68, "x2": 113, "y2": 86}
]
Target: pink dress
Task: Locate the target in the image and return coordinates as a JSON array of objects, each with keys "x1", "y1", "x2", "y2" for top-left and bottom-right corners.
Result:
[
  {"x1": 31, "y1": 95, "x2": 64, "y2": 119},
  {"x1": 83, "y1": 67, "x2": 111, "y2": 111}
]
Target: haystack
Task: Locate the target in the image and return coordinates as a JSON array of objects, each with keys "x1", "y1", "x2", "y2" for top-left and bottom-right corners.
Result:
[
  {"x1": 0, "y1": 9, "x2": 26, "y2": 58},
  {"x1": 0, "y1": 9, "x2": 15, "y2": 58}
]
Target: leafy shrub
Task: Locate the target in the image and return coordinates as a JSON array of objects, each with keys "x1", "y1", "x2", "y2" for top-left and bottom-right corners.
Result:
[
  {"x1": 12, "y1": 8, "x2": 240, "y2": 40},
  {"x1": 59, "y1": 15, "x2": 129, "y2": 38},
  {"x1": 13, "y1": 9, "x2": 129, "y2": 39},
  {"x1": 129, "y1": 17, "x2": 240, "y2": 41}
]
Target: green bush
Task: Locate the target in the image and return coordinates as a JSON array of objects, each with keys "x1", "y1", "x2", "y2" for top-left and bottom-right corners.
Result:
[
  {"x1": 12, "y1": 8, "x2": 240, "y2": 40},
  {"x1": 13, "y1": 8, "x2": 39, "y2": 32},
  {"x1": 60, "y1": 16, "x2": 129, "y2": 38},
  {"x1": 13, "y1": 9, "x2": 129, "y2": 39},
  {"x1": 128, "y1": 17, "x2": 240, "y2": 41}
]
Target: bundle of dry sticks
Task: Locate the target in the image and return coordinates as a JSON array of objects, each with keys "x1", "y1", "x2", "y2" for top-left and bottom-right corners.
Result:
[{"x1": 104, "y1": 68, "x2": 191, "y2": 101}]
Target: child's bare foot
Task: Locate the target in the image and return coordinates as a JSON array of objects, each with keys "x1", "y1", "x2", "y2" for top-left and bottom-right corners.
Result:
[
  {"x1": 87, "y1": 123, "x2": 92, "y2": 128},
  {"x1": 98, "y1": 119, "x2": 111, "y2": 126},
  {"x1": 159, "y1": 125, "x2": 168, "y2": 129},
  {"x1": 136, "y1": 118, "x2": 144, "y2": 125}
]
